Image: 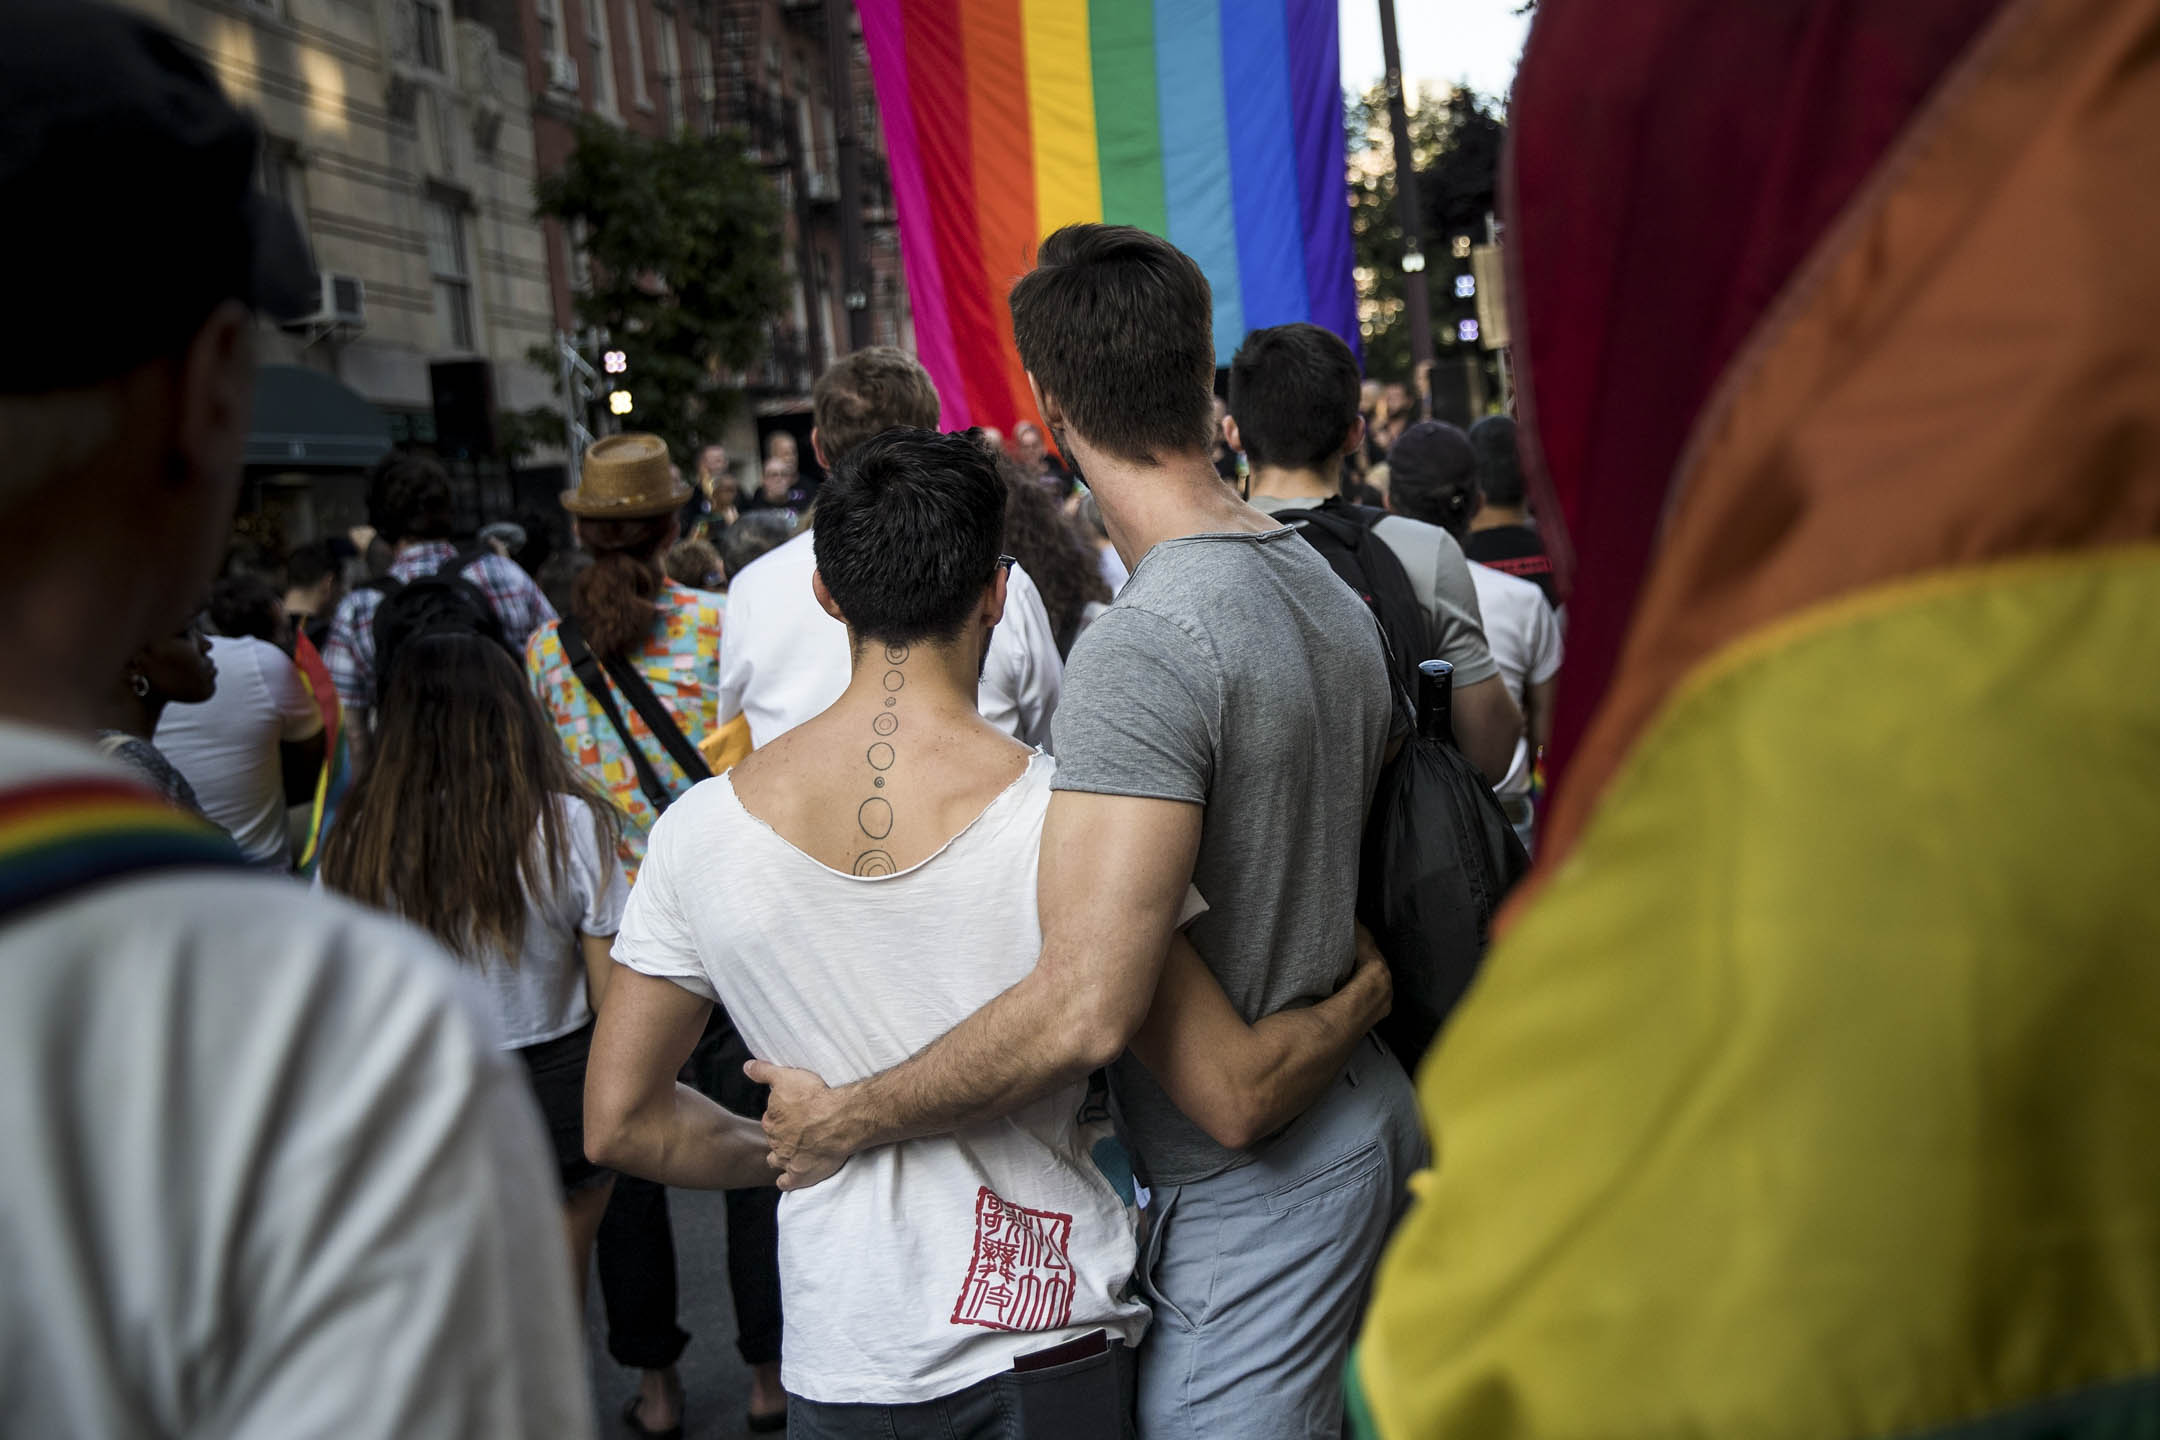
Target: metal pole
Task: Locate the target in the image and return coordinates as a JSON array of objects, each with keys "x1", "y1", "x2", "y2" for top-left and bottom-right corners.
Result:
[
  {"x1": 1378, "y1": 0, "x2": 1434, "y2": 386},
  {"x1": 826, "y1": 0, "x2": 871, "y2": 353}
]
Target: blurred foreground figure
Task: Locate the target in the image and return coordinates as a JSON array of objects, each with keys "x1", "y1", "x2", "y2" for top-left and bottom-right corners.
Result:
[
  {"x1": 0, "y1": 3, "x2": 592, "y2": 1435},
  {"x1": 1351, "y1": 1, "x2": 2160, "y2": 1437}
]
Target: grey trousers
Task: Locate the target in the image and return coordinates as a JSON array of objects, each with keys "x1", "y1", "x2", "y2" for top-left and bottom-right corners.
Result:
[
  {"x1": 788, "y1": 1338, "x2": 1137, "y2": 1440},
  {"x1": 1135, "y1": 1034, "x2": 1426, "y2": 1440}
]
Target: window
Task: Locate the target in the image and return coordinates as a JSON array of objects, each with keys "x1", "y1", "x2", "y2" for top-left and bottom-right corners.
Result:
[
  {"x1": 655, "y1": 17, "x2": 682, "y2": 131},
  {"x1": 537, "y1": 0, "x2": 562, "y2": 59},
  {"x1": 425, "y1": 198, "x2": 475, "y2": 352},
  {"x1": 624, "y1": 2, "x2": 650, "y2": 109},
  {"x1": 414, "y1": 0, "x2": 445, "y2": 70},
  {"x1": 256, "y1": 140, "x2": 309, "y2": 253},
  {"x1": 586, "y1": 0, "x2": 616, "y2": 112}
]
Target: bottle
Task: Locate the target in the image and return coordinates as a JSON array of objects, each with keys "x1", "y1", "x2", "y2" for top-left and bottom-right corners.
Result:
[{"x1": 1417, "y1": 659, "x2": 1456, "y2": 745}]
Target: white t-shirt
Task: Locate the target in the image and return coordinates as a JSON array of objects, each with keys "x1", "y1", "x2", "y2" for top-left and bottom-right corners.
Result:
[
  {"x1": 156, "y1": 635, "x2": 323, "y2": 866},
  {"x1": 320, "y1": 795, "x2": 630, "y2": 1050},
  {"x1": 614, "y1": 752, "x2": 1149, "y2": 1404},
  {"x1": 1469, "y1": 562, "x2": 1564, "y2": 796},
  {"x1": 0, "y1": 723, "x2": 592, "y2": 1439},
  {"x1": 715, "y1": 531, "x2": 1064, "y2": 751}
]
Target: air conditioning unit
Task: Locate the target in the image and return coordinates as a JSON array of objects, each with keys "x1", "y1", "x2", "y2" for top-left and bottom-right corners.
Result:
[
  {"x1": 805, "y1": 171, "x2": 836, "y2": 202},
  {"x1": 285, "y1": 271, "x2": 366, "y2": 331},
  {"x1": 697, "y1": 80, "x2": 716, "y2": 104},
  {"x1": 546, "y1": 51, "x2": 578, "y2": 92}
]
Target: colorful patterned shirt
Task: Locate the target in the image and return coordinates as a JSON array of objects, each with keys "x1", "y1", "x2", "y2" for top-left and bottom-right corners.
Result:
[
  {"x1": 324, "y1": 541, "x2": 557, "y2": 717},
  {"x1": 527, "y1": 582, "x2": 726, "y2": 881}
]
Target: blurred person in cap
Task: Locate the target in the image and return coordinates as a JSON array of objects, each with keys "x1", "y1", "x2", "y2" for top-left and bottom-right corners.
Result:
[{"x1": 0, "y1": 2, "x2": 593, "y2": 1436}]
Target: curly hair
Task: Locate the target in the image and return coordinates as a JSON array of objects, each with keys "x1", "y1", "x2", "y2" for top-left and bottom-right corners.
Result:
[
  {"x1": 570, "y1": 514, "x2": 676, "y2": 662},
  {"x1": 993, "y1": 450, "x2": 1109, "y2": 657}
]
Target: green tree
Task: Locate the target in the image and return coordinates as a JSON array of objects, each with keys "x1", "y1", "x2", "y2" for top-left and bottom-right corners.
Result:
[
  {"x1": 532, "y1": 115, "x2": 788, "y2": 460},
  {"x1": 1347, "y1": 83, "x2": 1506, "y2": 389}
]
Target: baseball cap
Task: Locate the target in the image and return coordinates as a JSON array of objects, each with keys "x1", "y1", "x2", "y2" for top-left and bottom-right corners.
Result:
[{"x1": 0, "y1": 0, "x2": 317, "y2": 393}]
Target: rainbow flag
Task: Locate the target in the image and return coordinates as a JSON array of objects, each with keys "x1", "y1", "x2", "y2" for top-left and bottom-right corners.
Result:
[
  {"x1": 858, "y1": 0, "x2": 1358, "y2": 434},
  {"x1": 0, "y1": 779, "x2": 240, "y2": 918}
]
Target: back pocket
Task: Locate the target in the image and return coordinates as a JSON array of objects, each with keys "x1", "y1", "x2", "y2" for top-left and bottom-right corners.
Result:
[{"x1": 1263, "y1": 1139, "x2": 1386, "y2": 1217}]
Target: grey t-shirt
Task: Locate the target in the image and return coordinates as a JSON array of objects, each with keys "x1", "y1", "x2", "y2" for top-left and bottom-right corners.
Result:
[
  {"x1": 1050, "y1": 526, "x2": 1395, "y2": 1184},
  {"x1": 1251, "y1": 496, "x2": 1500, "y2": 687}
]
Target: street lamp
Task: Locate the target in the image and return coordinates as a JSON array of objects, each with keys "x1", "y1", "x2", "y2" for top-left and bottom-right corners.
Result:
[
  {"x1": 608, "y1": 389, "x2": 633, "y2": 416},
  {"x1": 1402, "y1": 246, "x2": 1427, "y2": 274}
]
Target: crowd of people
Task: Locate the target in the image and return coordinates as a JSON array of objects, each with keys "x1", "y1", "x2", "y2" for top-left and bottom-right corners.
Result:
[{"x1": 0, "y1": 2, "x2": 1578, "y2": 1436}]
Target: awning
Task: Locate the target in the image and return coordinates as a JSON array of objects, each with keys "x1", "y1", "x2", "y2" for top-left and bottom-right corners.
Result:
[{"x1": 245, "y1": 364, "x2": 392, "y2": 469}]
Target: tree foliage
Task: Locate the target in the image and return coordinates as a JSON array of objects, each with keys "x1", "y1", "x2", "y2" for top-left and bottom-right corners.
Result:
[
  {"x1": 533, "y1": 115, "x2": 788, "y2": 459},
  {"x1": 1347, "y1": 83, "x2": 1506, "y2": 385}
]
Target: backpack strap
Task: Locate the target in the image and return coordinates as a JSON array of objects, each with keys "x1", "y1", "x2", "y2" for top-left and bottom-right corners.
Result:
[
  {"x1": 1290, "y1": 498, "x2": 1428, "y2": 700},
  {"x1": 0, "y1": 778, "x2": 242, "y2": 923},
  {"x1": 556, "y1": 618, "x2": 709, "y2": 816}
]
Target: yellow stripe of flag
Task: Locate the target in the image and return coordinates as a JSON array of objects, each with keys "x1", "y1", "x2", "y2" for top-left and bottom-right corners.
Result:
[{"x1": 1023, "y1": 0, "x2": 1103, "y2": 238}]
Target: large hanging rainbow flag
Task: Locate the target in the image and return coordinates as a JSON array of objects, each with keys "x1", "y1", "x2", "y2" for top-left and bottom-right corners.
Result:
[{"x1": 857, "y1": 0, "x2": 1359, "y2": 434}]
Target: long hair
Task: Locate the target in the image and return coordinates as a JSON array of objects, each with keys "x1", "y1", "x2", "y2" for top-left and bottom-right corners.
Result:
[
  {"x1": 571, "y1": 514, "x2": 675, "y2": 662},
  {"x1": 996, "y1": 454, "x2": 1109, "y2": 657},
  {"x1": 322, "y1": 631, "x2": 620, "y2": 962}
]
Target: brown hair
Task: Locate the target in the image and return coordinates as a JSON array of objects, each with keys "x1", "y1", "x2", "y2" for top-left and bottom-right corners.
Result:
[
  {"x1": 322, "y1": 632, "x2": 620, "y2": 962},
  {"x1": 994, "y1": 452, "x2": 1108, "y2": 657},
  {"x1": 811, "y1": 346, "x2": 941, "y2": 464},
  {"x1": 571, "y1": 514, "x2": 675, "y2": 662},
  {"x1": 1009, "y1": 224, "x2": 1217, "y2": 465}
]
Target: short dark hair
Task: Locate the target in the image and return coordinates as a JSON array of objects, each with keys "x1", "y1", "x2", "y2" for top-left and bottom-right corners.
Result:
[
  {"x1": 1467, "y1": 415, "x2": 1524, "y2": 507},
  {"x1": 1009, "y1": 224, "x2": 1216, "y2": 465},
  {"x1": 210, "y1": 572, "x2": 282, "y2": 643},
  {"x1": 813, "y1": 428, "x2": 1007, "y2": 646},
  {"x1": 811, "y1": 346, "x2": 941, "y2": 464},
  {"x1": 285, "y1": 538, "x2": 339, "y2": 589},
  {"x1": 1227, "y1": 324, "x2": 1362, "y2": 471},
  {"x1": 366, "y1": 453, "x2": 454, "y2": 544},
  {"x1": 1387, "y1": 421, "x2": 1480, "y2": 540}
]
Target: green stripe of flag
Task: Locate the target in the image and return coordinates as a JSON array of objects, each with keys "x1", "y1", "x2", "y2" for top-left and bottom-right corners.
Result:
[{"x1": 1089, "y1": 0, "x2": 1168, "y2": 236}]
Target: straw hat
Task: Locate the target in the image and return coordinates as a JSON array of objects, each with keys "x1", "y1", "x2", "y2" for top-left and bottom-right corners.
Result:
[{"x1": 561, "y1": 433, "x2": 691, "y2": 519}]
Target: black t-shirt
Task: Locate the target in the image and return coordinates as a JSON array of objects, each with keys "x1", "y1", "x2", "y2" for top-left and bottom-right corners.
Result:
[{"x1": 1464, "y1": 523, "x2": 1558, "y2": 608}]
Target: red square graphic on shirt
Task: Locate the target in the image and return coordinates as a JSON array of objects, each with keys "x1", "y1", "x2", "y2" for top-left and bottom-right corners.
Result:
[{"x1": 950, "y1": 1187, "x2": 1077, "y2": 1333}]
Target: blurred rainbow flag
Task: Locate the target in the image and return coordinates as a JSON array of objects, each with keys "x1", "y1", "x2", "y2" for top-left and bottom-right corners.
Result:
[
  {"x1": 1349, "y1": 0, "x2": 2160, "y2": 1436},
  {"x1": 856, "y1": 0, "x2": 1358, "y2": 433}
]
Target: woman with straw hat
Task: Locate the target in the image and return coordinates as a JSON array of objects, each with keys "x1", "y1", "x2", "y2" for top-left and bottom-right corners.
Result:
[{"x1": 524, "y1": 433, "x2": 787, "y2": 1437}]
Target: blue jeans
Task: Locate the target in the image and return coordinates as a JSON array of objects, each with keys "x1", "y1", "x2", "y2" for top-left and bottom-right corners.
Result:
[{"x1": 1135, "y1": 1034, "x2": 1426, "y2": 1440}]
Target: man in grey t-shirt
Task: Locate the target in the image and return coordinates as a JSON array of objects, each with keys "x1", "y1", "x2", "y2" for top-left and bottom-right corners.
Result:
[
  {"x1": 753, "y1": 226, "x2": 1424, "y2": 1440},
  {"x1": 1228, "y1": 322, "x2": 1524, "y2": 785}
]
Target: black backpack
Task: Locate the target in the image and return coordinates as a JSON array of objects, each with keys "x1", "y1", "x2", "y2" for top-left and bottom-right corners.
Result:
[
  {"x1": 1286, "y1": 498, "x2": 1429, "y2": 698},
  {"x1": 366, "y1": 546, "x2": 508, "y2": 705}
]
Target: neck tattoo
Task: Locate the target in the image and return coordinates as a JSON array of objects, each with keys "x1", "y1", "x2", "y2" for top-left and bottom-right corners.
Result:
[{"x1": 853, "y1": 641, "x2": 907, "y2": 875}]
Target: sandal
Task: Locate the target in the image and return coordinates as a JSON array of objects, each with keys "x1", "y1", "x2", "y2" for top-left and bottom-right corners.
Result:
[{"x1": 619, "y1": 1394, "x2": 683, "y2": 1440}]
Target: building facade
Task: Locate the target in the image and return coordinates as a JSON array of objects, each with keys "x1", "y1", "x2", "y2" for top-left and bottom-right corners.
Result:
[
  {"x1": 120, "y1": 0, "x2": 557, "y2": 434},
  {"x1": 512, "y1": 0, "x2": 910, "y2": 469}
]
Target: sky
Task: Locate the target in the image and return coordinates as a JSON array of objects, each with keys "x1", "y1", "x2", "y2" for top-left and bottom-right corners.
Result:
[{"x1": 1338, "y1": 0, "x2": 1530, "y2": 105}]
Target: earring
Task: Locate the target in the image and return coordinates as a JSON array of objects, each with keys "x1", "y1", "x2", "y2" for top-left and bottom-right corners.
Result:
[{"x1": 129, "y1": 672, "x2": 150, "y2": 699}]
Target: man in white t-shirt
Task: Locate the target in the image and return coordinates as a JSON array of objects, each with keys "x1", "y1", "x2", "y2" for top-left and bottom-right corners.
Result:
[
  {"x1": 716, "y1": 348, "x2": 1063, "y2": 750},
  {"x1": 156, "y1": 632, "x2": 323, "y2": 867},
  {"x1": 1226, "y1": 324, "x2": 1524, "y2": 785},
  {"x1": 586, "y1": 430, "x2": 1389, "y2": 1436},
  {"x1": 0, "y1": 8, "x2": 591, "y2": 1432}
]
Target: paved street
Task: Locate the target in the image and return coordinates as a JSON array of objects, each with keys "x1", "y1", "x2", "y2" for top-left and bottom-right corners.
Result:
[{"x1": 585, "y1": 1185, "x2": 759, "y2": 1440}]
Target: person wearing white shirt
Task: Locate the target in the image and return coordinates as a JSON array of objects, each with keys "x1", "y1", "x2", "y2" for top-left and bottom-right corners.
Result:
[
  {"x1": 155, "y1": 632, "x2": 323, "y2": 867},
  {"x1": 715, "y1": 348, "x2": 1064, "y2": 751},
  {"x1": 0, "y1": 7, "x2": 591, "y2": 1431}
]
